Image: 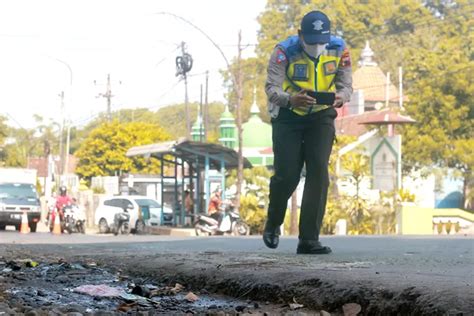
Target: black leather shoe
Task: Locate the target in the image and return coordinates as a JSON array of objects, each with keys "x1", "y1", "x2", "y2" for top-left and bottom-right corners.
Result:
[
  {"x1": 297, "y1": 240, "x2": 332, "y2": 254},
  {"x1": 262, "y1": 222, "x2": 280, "y2": 249}
]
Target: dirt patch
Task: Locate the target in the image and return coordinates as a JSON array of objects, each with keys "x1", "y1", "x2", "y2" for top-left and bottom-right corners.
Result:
[
  {"x1": 0, "y1": 244, "x2": 471, "y2": 315},
  {"x1": 0, "y1": 257, "x2": 324, "y2": 315}
]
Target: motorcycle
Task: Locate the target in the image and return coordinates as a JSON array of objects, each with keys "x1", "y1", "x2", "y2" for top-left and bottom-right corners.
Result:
[
  {"x1": 63, "y1": 204, "x2": 86, "y2": 234},
  {"x1": 47, "y1": 206, "x2": 65, "y2": 233},
  {"x1": 111, "y1": 209, "x2": 130, "y2": 236},
  {"x1": 194, "y1": 201, "x2": 250, "y2": 236}
]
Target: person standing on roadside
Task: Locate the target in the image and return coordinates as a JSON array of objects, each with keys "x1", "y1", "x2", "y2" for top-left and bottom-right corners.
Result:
[{"x1": 263, "y1": 10, "x2": 352, "y2": 254}]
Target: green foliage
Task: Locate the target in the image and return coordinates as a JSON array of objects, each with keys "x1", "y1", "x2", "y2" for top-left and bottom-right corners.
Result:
[
  {"x1": 227, "y1": 166, "x2": 272, "y2": 234},
  {"x1": 224, "y1": 0, "x2": 472, "y2": 188},
  {"x1": 155, "y1": 102, "x2": 225, "y2": 140},
  {"x1": 239, "y1": 194, "x2": 267, "y2": 234},
  {"x1": 342, "y1": 150, "x2": 370, "y2": 197},
  {"x1": 35, "y1": 178, "x2": 43, "y2": 196},
  {"x1": 70, "y1": 103, "x2": 226, "y2": 154},
  {"x1": 322, "y1": 199, "x2": 347, "y2": 235},
  {"x1": 0, "y1": 115, "x2": 61, "y2": 168},
  {"x1": 92, "y1": 186, "x2": 106, "y2": 194},
  {"x1": 75, "y1": 120, "x2": 171, "y2": 179},
  {"x1": 398, "y1": 188, "x2": 415, "y2": 202},
  {"x1": 0, "y1": 115, "x2": 7, "y2": 146}
]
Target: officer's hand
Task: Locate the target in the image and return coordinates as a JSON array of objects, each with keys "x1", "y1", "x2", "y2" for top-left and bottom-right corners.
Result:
[
  {"x1": 333, "y1": 95, "x2": 343, "y2": 108},
  {"x1": 289, "y1": 90, "x2": 316, "y2": 112}
]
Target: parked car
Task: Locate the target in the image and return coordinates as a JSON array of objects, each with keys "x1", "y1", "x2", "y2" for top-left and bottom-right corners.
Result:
[
  {"x1": 0, "y1": 182, "x2": 41, "y2": 232},
  {"x1": 94, "y1": 195, "x2": 173, "y2": 234}
]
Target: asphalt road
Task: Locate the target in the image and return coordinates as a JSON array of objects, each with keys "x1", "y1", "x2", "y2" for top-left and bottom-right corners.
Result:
[{"x1": 1, "y1": 232, "x2": 473, "y2": 314}]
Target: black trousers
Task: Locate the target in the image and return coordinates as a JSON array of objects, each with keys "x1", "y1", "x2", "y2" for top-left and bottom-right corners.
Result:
[{"x1": 268, "y1": 107, "x2": 337, "y2": 241}]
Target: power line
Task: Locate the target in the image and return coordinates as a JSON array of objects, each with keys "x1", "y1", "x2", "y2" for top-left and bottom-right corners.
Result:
[
  {"x1": 4, "y1": 112, "x2": 25, "y2": 129},
  {"x1": 154, "y1": 45, "x2": 181, "y2": 68}
]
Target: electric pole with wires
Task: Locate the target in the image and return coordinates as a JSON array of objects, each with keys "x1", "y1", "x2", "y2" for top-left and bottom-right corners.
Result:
[
  {"x1": 95, "y1": 74, "x2": 121, "y2": 122},
  {"x1": 175, "y1": 42, "x2": 193, "y2": 138}
]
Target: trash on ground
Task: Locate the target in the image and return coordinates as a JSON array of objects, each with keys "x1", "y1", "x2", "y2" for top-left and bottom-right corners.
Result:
[
  {"x1": 131, "y1": 285, "x2": 151, "y2": 298},
  {"x1": 25, "y1": 261, "x2": 39, "y2": 268},
  {"x1": 343, "y1": 303, "x2": 362, "y2": 316},
  {"x1": 185, "y1": 291, "x2": 199, "y2": 302},
  {"x1": 117, "y1": 302, "x2": 137, "y2": 312},
  {"x1": 150, "y1": 283, "x2": 185, "y2": 297},
  {"x1": 73, "y1": 284, "x2": 125, "y2": 297},
  {"x1": 289, "y1": 303, "x2": 304, "y2": 310}
]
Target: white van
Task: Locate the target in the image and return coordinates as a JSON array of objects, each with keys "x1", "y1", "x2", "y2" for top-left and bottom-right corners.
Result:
[{"x1": 94, "y1": 195, "x2": 173, "y2": 234}]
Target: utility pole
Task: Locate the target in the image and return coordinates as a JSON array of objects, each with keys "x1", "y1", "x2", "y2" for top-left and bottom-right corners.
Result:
[
  {"x1": 175, "y1": 42, "x2": 193, "y2": 137},
  {"x1": 399, "y1": 66, "x2": 404, "y2": 110},
  {"x1": 95, "y1": 74, "x2": 116, "y2": 122},
  {"x1": 199, "y1": 83, "x2": 203, "y2": 142},
  {"x1": 204, "y1": 70, "x2": 209, "y2": 142},
  {"x1": 58, "y1": 91, "x2": 65, "y2": 176},
  {"x1": 65, "y1": 122, "x2": 71, "y2": 175},
  {"x1": 385, "y1": 72, "x2": 391, "y2": 109},
  {"x1": 235, "y1": 30, "x2": 244, "y2": 211}
]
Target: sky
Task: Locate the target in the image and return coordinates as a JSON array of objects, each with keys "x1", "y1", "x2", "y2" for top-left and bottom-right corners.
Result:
[{"x1": 0, "y1": 0, "x2": 267, "y2": 129}]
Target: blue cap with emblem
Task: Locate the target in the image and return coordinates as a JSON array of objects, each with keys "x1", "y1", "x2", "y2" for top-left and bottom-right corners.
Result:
[{"x1": 300, "y1": 11, "x2": 331, "y2": 44}]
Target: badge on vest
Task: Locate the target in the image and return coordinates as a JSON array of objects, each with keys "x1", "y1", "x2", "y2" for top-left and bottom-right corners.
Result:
[
  {"x1": 292, "y1": 64, "x2": 308, "y2": 81},
  {"x1": 323, "y1": 61, "x2": 337, "y2": 76}
]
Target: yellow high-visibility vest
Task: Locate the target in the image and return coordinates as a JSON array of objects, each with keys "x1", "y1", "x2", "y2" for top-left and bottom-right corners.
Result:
[{"x1": 277, "y1": 35, "x2": 345, "y2": 115}]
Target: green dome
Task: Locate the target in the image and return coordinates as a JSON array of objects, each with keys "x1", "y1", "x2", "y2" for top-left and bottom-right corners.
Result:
[
  {"x1": 220, "y1": 108, "x2": 235, "y2": 120},
  {"x1": 219, "y1": 105, "x2": 237, "y2": 148},
  {"x1": 242, "y1": 103, "x2": 272, "y2": 148}
]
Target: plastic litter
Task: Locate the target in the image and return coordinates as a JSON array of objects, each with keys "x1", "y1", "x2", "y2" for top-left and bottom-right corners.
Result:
[
  {"x1": 289, "y1": 303, "x2": 304, "y2": 310},
  {"x1": 25, "y1": 261, "x2": 39, "y2": 268},
  {"x1": 184, "y1": 292, "x2": 199, "y2": 302},
  {"x1": 343, "y1": 303, "x2": 362, "y2": 316},
  {"x1": 73, "y1": 284, "x2": 125, "y2": 297}
]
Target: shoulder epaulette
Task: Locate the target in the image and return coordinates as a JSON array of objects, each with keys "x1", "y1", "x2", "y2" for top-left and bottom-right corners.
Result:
[
  {"x1": 276, "y1": 35, "x2": 302, "y2": 58},
  {"x1": 326, "y1": 36, "x2": 346, "y2": 51}
]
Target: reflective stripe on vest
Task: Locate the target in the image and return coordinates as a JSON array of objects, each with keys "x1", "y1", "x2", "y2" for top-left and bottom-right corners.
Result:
[{"x1": 283, "y1": 51, "x2": 341, "y2": 115}]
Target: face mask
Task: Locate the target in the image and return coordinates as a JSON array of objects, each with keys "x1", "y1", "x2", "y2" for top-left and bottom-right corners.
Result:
[{"x1": 302, "y1": 42, "x2": 326, "y2": 58}]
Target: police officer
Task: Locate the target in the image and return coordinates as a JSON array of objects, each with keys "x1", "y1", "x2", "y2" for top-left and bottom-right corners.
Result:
[{"x1": 263, "y1": 11, "x2": 352, "y2": 254}]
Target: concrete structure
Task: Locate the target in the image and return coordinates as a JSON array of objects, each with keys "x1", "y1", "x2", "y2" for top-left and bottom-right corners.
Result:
[{"x1": 397, "y1": 204, "x2": 474, "y2": 235}]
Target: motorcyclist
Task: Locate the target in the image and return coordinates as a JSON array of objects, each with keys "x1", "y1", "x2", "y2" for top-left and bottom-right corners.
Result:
[
  {"x1": 208, "y1": 190, "x2": 223, "y2": 224},
  {"x1": 56, "y1": 186, "x2": 73, "y2": 211},
  {"x1": 49, "y1": 186, "x2": 72, "y2": 231}
]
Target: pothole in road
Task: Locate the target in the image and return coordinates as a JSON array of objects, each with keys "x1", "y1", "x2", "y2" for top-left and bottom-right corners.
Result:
[{"x1": 0, "y1": 259, "x2": 309, "y2": 315}]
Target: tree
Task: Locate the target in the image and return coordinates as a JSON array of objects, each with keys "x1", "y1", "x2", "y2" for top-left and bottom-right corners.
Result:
[
  {"x1": 1, "y1": 115, "x2": 61, "y2": 168},
  {"x1": 227, "y1": 166, "x2": 272, "y2": 234},
  {"x1": 70, "y1": 103, "x2": 226, "y2": 154},
  {"x1": 0, "y1": 115, "x2": 7, "y2": 145},
  {"x1": 154, "y1": 103, "x2": 225, "y2": 140},
  {"x1": 400, "y1": 1, "x2": 474, "y2": 210},
  {"x1": 342, "y1": 151, "x2": 372, "y2": 234},
  {"x1": 75, "y1": 121, "x2": 171, "y2": 179},
  {"x1": 228, "y1": 0, "x2": 472, "y2": 210}
]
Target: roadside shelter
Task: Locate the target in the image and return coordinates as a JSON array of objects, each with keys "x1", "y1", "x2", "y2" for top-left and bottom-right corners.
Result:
[{"x1": 126, "y1": 138, "x2": 252, "y2": 226}]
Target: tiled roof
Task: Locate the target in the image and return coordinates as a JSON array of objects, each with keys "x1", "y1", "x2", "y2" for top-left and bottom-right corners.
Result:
[
  {"x1": 336, "y1": 108, "x2": 415, "y2": 137},
  {"x1": 359, "y1": 110, "x2": 416, "y2": 125},
  {"x1": 353, "y1": 66, "x2": 402, "y2": 103},
  {"x1": 336, "y1": 109, "x2": 374, "y2": 137}
]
